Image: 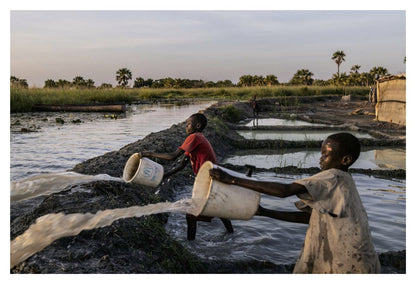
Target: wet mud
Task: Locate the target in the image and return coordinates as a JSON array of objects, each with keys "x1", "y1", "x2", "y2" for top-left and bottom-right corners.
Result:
[{"x1": 11, "y1": 96, "x2": 406, "y2": 273}]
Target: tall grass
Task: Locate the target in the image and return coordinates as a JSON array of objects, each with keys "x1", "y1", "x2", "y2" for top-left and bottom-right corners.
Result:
[{"x1": 10, "y1": 86, "x2": 369, "y2": 112}]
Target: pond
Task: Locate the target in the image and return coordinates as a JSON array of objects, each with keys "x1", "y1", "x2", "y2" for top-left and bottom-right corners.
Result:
[
  {"x1": 223, "y1": 148, "x2": 406, "y2": 170},
  {"x1": 236, "y1": 129, "x2": 374, "y2": 141},
  {"x1": 241, "y1": 118, "x2": 329, "y2": 127}
]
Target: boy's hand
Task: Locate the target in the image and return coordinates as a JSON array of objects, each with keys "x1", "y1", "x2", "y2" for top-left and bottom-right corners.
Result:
[
  {"x1": 137, "y1": 152, "x2": 148, "y2": 159},
  {"x1": 209, "y1": 168, "x2": 234, "y2": 184}
]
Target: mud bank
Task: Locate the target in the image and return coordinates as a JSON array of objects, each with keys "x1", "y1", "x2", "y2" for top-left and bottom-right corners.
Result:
[{"x1": 11, "y1": 97, "x2": 406, "y2": 273}]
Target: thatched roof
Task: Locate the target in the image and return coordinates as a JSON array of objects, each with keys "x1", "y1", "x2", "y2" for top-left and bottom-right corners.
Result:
[{"x1": 377, "y1": 73, "x2": 406, "y2": 83}]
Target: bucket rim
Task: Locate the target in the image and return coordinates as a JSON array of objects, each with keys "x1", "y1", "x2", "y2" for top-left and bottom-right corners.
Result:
[
  {"x1": 191, "y1": 161, "x2": 214, "y2": 216},
  {"x1": 123, "y1": 153, "x2": 142, "y2": 183}
]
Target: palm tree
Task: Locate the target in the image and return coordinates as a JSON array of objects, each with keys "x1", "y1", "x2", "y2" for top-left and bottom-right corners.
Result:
[
  {"x1": 133, "y1": 77, "x2": 145, "y2": 88},
  {"x1": 44, "y1": 79, "x2": 56, "y2": 88},
  {"x1": 290, "y1": 69, "x2": 314, "y2": 85},
  {"x1": 350, "y1": 65, "x2": 361, "y2": 74},
  {"x1": 264, "y1": 75, "x2": 279, "y2": 87},
  {"x1": 73, "y1": 76, "x2": 86, "y2": 88},
  {"x1": 57, "y1": 79, "x2": 71, "y2": 88},
  {"x1": 347, "y1": 65, "x2": 361, "y2": 86},
  {"x1": 238, "y1": 75, "x2": 253, "y2": 87},
  {"x1": 331, "y1": 50, "x2": 346, "y2": 78},
  {"x1": 359, "y1": 72, "x2": 373, "y2": 87},
  {"x1": 85, "y1": 79, "x2": 95, "y2": 88},
  {"x1": 370, "y1": 66, "x2": 389, "y2": 83},
  {"x1": 116, "y1": 68, "x2": 132, "y2": 87},
  {"x1": 162, "y1": 77, "x2": 174, "y2": 88},
  {"x1": 253, "y1": 75, "x2": 265, "y2": 86},
  {"x1": 11, "y1": 76, "x2": 29, "y2": 88}
]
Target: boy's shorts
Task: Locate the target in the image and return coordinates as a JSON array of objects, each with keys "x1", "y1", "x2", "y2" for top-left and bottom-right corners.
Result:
[{"x1": 186, "y1": 213, "x2": 214, "y2": 222}]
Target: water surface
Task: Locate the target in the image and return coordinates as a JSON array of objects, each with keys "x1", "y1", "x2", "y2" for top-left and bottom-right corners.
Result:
[
  {"x1": 242, "y1": 118, "x2": 329, "y2": 127},
  {"x1": 10, "y1": 101, "x2": 215, "y2": 180},
  {"x1": 224, "y1": 148, "x2": 406, "y2": 170},
  {"x1": 165, "y1": 172, "x2": 405, "y2": 264},
  {"x1": 236, "y1": 130, "x2": 373, "y2": 141}
]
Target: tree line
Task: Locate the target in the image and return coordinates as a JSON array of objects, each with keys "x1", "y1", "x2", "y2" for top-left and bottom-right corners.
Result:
[{"x1": 11, "y1": 51, "x2": 402, "y2": 89}]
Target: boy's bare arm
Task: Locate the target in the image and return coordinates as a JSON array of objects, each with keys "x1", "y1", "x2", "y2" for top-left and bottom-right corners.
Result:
[
  {"x1": 139, "y1": 148, "x2": 184, "y2": 161},
  {"x1": 209, "y1": 168, "x2": 307, "y2": 197},
  {"x1": 256, "y1": 205, "x2": 310, "y2": 224},
  {"x1": 163, "y1": 155, "x2": 189, "y2": 178}
]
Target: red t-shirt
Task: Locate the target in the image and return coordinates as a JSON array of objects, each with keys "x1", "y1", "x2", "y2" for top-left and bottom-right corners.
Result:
[{"x1": 179, "y1": 132, "x2": 217, "y2": 175}]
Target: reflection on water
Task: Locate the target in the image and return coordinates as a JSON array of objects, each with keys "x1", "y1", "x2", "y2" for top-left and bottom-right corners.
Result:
[
  {"x1": 165, "y1": 172, "x2": 405, "y2": 265},
  {"x1": 236, "y1": 130, "x2": 373, "y2": 140},
  {"x1": 242, "y1": 118, "x2": 328, "y2": 127},
  {"x1": 223, "y1": 148, "x2": 406, "y2": 170}
]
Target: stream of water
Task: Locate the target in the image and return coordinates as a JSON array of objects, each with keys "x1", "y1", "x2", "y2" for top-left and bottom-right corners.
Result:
[{"x1": 10, "y1": 198, "x2": 202, "y2": 268}]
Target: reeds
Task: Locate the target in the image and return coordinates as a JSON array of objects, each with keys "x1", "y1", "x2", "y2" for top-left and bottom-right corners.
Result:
[{"x1": 10, "y1": 86, "x2": 369, "y2": 112}]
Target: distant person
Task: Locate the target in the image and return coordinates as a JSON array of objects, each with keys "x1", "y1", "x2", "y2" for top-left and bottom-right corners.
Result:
[
  {"x1": 250, "y1": 95, "x2": 259, "y2": 117},
  {"x1": 138, "y1": 113, "x2": 233, "y2": 240},
  {"x1": 250, "y1": 95, "x2": 259, "y2": 126},
  {"x1": 209, "y1": 132, "x2": 380, "y2": 273},
  {"x1": 369, "y1": 87, "x2": 377, "y2": 104}
]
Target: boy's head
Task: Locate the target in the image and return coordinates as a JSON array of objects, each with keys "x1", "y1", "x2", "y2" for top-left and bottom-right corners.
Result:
[
  {"x1": 319, "y1": 132, "x2": 360, "y2": 171},
  {"x1": 186, "y1": 113, "x2": 207, "y2": 134}
]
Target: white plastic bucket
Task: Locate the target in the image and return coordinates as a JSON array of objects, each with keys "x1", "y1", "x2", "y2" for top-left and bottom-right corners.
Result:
[
  {"x1": 123, "y1": 154, "x2": 164, "y2": 187},
  {"x1": 191, "y1": 161, "x2": 260, "y2": 220}
]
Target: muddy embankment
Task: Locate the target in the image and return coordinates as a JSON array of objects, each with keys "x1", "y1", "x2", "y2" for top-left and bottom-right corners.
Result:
[{"x1": 11, "y1": 97, "x2": 405, "y2": 273}]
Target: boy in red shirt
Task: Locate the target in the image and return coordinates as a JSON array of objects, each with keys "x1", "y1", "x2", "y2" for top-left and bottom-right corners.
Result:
[{"x1": 138, "y1": 113, "x2": 233, "y2": 240}]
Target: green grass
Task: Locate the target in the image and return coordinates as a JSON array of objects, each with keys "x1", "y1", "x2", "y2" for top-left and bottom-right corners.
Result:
[{"x1": 10, "y1": 86, "x2": 369, "y2": 112}]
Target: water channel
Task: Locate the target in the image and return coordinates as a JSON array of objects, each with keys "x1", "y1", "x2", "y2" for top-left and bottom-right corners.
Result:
[{"x1": 10, "y1": 101, "x2": 406, "y2": 267}]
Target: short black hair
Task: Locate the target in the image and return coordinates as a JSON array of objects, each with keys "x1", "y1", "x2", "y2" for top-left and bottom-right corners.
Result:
[
  {"x1": 327, "y1": 132, "x2": 361, "y2": 164},
  {"x1": 189, "y1": 113, "x2": 207, "y2": 131}
]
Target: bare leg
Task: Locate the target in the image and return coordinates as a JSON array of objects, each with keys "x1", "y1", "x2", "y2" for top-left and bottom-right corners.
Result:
[{"x1": 220, "y1": 218, "x2": 234, "y2": 233}]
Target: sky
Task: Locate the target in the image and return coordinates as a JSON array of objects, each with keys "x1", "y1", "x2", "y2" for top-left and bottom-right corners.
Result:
[{"x1": 9, "y1": 5, "x2": 407, "y2": 88}]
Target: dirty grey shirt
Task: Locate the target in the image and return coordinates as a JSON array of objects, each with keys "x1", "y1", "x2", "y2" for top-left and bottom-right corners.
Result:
[{"x1": 292, "y1": 169, "x2": 381, "y2": 274}]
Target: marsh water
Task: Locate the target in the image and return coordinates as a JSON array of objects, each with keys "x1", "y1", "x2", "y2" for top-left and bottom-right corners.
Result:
[
  {"x1": 236, "y1": 129, "x2": 373, "y2": 141},
  {"x1": 10, "y1": 102, "x2": 406, "y2": 267},
  {"x1": 223, "y1": 148, "x2": 406, "y2": 170}
]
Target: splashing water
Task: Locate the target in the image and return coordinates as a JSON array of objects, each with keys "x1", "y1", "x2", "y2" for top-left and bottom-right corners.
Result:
[
  {"x1": 10, "y1": 172, "x2": 122, "y2": 202},
  {"x1": 10, "y1": 198, "x2": 205, "y2": 268}
]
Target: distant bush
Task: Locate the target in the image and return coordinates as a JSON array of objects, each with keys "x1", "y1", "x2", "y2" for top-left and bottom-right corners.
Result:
[{"x1": 220, "y1": 105, "x2": 241, "y2": 123}]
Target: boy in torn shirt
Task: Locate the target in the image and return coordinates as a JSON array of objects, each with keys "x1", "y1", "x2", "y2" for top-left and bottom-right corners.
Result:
[{"x1": 209, "y1": 132, "x2": 380, "y2": 273}]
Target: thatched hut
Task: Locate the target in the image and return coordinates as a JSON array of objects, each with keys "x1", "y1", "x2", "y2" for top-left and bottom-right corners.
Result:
[{"x1": 375, "y1": 74, "x2": 406, "y2": 125}]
